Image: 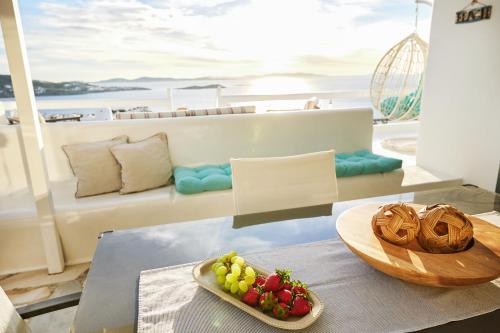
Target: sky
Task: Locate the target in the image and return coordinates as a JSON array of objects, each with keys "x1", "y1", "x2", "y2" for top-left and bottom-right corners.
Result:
[{"x1": 0, "y1": 0, "x2": 432, "y2": 82}]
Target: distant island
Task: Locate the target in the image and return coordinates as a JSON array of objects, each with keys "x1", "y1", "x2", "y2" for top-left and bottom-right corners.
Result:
[
  {"x1": 0, "y1": 74, "x2": 149, "y2": 98},
  {"x1": 179, "y1": 84, "x2": 225, "y2": 90},
  {"x1": 96, "y1": 72, "x2": 334, "y2": 83}
]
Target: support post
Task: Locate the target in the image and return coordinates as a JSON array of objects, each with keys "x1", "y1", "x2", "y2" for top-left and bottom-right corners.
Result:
[
  {"x1": 166, "y1": 88, "x2": 174, "y2": 112},
  {"x1": 0, "y1": 0, "x2": 65, "y2": 273},
  {"x1": 216, "y1": 85, "x2": 222, "y2": 107}
]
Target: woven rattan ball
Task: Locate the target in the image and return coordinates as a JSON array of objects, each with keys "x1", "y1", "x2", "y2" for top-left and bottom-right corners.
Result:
[
  {"x1": 371, "y1": 203, "x2": 420, "y2": 245},
  {"x1": 417, "y1": 204, "x2": 473, "y2": 254}
]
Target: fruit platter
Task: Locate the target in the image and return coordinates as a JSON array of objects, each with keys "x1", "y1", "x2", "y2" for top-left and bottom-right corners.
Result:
[{"x1": 192, "y1": 251, "x2": 324, "y2": 330}]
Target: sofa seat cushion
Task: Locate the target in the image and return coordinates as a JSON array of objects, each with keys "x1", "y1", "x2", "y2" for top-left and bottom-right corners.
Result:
[
  {"x1": 173, "y1": 151, "x2": 401, "y2": 194},
  {"x1": 174, "y1": 164, "x2": 232, "y2": 194},
  {"x1": 335, "y1": 150, "x2": 402, "y2": 177}
]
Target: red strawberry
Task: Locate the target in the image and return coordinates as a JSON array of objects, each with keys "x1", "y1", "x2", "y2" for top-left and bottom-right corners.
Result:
[
  {"x1": 255, "y1": 275, "x2": 266, "y2": 287},
  {"x1": 259, "y1": 291, "x2": 278, "y2": 311},
  {"x1": 241, "y1": 287, "x2": 260, "y2": 306},
  {"x1": 276, "y1": 289, "x2": 293, "y2": 305},
  {"x1": 273, "y1": 302, "x2": 290, "y2": 320},
  {"x1": 291, "y1": 280, "x2": 309, "y2": 297},
  {"x1": 282, "y1": 281, "x2": 292, "y2": 290},
  {"x1": 264, "y1": 269, "x2": 291, "y2": 292},
  {"x1": 289, "y1": 296, "x2": 311, "y2": 316},
  {"x1": 263, "y1": 274, "x2": 281, "y2": 292}
]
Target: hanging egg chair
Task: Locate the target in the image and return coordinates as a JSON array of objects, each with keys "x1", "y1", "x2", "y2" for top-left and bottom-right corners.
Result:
[{"x1": 370, "y1": 1, "x2": 431, "y2": 121}]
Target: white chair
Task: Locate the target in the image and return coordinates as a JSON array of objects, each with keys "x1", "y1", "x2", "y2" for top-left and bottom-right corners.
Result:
[
  {"x1": 1, "y1": 287, "x2": 27, "y2": 333},
  {"x1": 0, "y1": 286, "x2": 80, "y2": 333},
  {"x1": 230, "y1": 150, "x2": 338, "y2": 215}
]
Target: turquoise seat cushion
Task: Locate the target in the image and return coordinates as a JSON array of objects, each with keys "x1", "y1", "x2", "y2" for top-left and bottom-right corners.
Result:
[
  {"x1": 174, "y1": 151, "x2": 401, "y2": 194},
  {"x1": 335, "y1": 150, "x2": 402, "y2": 177},
  {"x1": 174, "y1": 164, "x2": 232, "y2": 194}
]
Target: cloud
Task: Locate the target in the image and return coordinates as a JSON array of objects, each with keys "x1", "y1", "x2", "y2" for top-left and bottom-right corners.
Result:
[{"x1": 0, "y1": 0, "x2": 431, "y2": 81}]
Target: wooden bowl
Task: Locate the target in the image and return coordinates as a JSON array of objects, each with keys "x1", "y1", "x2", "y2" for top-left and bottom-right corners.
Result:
[
  {"x1": 336, "y1": 203, "x2": 500, "y2": 287},
  {"x1": 193, "y1": 258, "x2": 324, "y2": 330}
]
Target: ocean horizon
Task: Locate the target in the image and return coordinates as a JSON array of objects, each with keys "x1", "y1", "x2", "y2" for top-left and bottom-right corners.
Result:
[{"x1": 0, "y1": 74, "x2": 375, "y2": 115}]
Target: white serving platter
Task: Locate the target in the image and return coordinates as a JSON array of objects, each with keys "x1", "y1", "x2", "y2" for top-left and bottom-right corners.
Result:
[{"x1": 192, "y1": 258, "x2": 324, "y2": 330}]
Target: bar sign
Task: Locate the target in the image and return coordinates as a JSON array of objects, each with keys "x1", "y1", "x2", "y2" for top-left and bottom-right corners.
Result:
[{"x1": 456, "y1": 4, "x2": 493, "y2": 24}]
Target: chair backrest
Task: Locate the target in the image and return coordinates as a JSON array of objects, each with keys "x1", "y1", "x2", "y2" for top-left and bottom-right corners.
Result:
[
  {"x1": 0, "y1": 287, "x2": 28, "y2": 333},
  {"x1": 230, "y1": 150, "x2": 338, "y2": 215}
]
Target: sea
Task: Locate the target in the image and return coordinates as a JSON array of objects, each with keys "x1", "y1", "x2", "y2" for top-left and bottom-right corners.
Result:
[{"x1": 0, "y1": 74, "x2": 376, "y2": 117}]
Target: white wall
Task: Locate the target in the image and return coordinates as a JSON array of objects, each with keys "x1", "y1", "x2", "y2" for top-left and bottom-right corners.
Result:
[{"x1": 418, "y1": 0, "x2": 500, "y2": 191}]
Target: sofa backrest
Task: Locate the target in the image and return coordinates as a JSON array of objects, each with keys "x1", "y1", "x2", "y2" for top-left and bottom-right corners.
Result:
[{"x1": 0, "y1": 108, "x2": 373, "y2": 186}]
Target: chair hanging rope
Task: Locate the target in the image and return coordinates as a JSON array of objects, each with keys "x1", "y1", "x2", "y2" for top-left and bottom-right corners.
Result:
[{"x1": 370, "y1": 1, "x2": 430, "y2": 121}]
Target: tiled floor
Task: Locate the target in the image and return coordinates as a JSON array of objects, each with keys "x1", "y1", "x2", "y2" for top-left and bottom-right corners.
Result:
[{"x1": 0, "y1": 263, "x2": 89, "y2": 333}]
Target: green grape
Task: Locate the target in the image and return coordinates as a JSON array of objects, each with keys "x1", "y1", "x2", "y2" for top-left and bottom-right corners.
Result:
[
  {"x1": 230, "y1": 281, "x2": 239, "y2": 294},
  {"x1": 211, "y1": 262, "x2": 223, "y2": 272},
  {"x1": 224, "y1": 280, "x2": 231, "y2": 291},
  {"x1": 226, "y1": 273, "x2": 237, "y2": 283},
  {"x1": 234, "y1": 256, "x2": 245, "y2": 266},
  {"x1": 238, "y1": 280, "x2": 248, "y2": 293},
  {"x1": 216, "y1": 266, "x2": 228, "y2": 276},
  {"x1": 227, "y1": 250, "x2": 237, "y2": 259},
  {"x1": 244, "y1": 275, "x2": 255, "y2": 286},
  {"x1": 244, "y1": 266, "x2": 255, "y2": 277},
  {"x1": 216, "y1": 275, "x2": 226, "y2": 285},
  {"x1": 231, "y1": 264, "x2": 241, "y2": 277}
]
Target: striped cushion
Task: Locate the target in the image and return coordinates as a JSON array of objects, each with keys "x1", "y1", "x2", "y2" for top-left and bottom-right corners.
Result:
[{"x1": 115, "y1": 106, "x2": 256, "y2": 120}]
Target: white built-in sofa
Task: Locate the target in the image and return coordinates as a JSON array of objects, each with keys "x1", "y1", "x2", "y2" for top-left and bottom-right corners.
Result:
[{"x1": 0, "y1": 108, "x2": 404, "y2": 273}]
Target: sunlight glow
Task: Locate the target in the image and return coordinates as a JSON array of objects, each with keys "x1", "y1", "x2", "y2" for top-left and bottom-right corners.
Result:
[{"x1": 248, "y1": 76, "x2": 311, "y2": 94}]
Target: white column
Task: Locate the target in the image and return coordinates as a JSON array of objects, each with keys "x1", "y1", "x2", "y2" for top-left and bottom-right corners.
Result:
[
  {"x1": 0, "y1": 0, "x2": 65, "y2": 273},
  {"x1": 166, "y1": 88, "x2": 174, "y2": 112},
  {"x1": 216, "y1": 86, "x2": 222, "y2": 107}
]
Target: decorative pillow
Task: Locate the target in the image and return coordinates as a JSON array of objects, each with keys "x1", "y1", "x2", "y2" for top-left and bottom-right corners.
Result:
[
  {"x1": 62, "y1": 135, "x2": 128, "y2": 198},
  {"x1": 335, "y1": 150, "x2": 402, "y2": 177},
  {"x1": 174, "y1": 164, "x2": 232, "y2": 194},
  {"x1": 110, "y1": 133, "x2": 172, "y2": 194}
]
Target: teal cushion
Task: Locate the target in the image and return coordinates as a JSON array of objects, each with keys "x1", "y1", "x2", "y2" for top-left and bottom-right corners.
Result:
[
  {"x1": 335, "y1": 150, "x2": 402, "y2": 177},
  {"x1": 174, "y1": 164, "x2": 232, "y2": 194},
  {"x1": 174, "y1": 152, "x2": 402, "y2": 194}
]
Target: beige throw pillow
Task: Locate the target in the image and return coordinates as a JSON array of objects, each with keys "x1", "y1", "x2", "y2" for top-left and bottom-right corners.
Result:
[
  {"x1": 111, "y1": 133, "x2": 173, "y2": 194},
  {"x1": 62, "y1": 135, "x2": 128, "y2": 198}
]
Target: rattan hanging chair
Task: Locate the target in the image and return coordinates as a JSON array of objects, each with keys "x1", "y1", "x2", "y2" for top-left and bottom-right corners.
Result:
[{"x1": 370, "y1": 1, "x2": 430, "y2": 121}]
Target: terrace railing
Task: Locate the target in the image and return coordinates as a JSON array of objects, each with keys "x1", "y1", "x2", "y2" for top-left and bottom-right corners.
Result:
[{"x1": 216, "y1": 86, "x2": 335, "y2": 107}]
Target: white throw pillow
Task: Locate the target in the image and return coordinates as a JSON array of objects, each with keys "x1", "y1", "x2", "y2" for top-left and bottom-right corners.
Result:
[
  {"x1": 62, "y1": 135, "x2": 128, "y2": 198},
  {"x1": 111, "y1": 133, "x2": 173, "y2": 194}
]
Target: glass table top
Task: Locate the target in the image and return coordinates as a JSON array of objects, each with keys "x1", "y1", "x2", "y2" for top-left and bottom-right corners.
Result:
[{"x1": 72, "y1": 186, "x2": 500, "y2": 333}]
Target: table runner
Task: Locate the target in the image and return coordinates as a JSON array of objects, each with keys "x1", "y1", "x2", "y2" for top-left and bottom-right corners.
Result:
[{"x1": 138, "y1": 214, "x2": 500, "y2": 333}]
